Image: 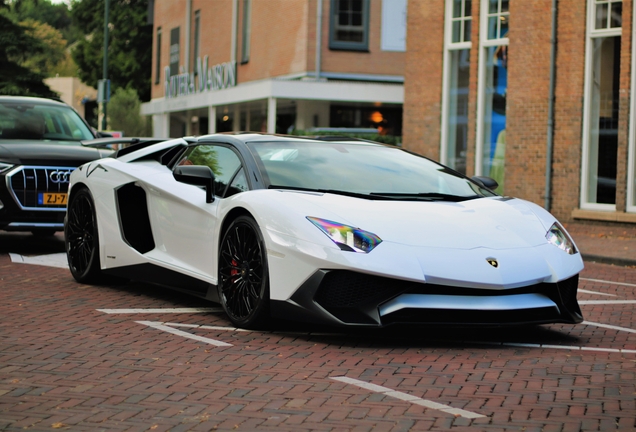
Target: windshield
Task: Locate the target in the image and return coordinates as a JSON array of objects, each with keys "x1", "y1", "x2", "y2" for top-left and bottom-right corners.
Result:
[
  {"x1": 0, "y1": 101, "x2": 94, "y2": 142},
  {"x1": 248, "y1": 141, "x2": 497, "y2": 201}
]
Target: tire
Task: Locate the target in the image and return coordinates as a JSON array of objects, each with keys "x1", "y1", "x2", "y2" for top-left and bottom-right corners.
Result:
[
  {"x1": 218, "y1": 215, "x2": 270, "y2": 329},
  {"x1": 65, "y1": 187, "x2": 103, "y2": 283}
]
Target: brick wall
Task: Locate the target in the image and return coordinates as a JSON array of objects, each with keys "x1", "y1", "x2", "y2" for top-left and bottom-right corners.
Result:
[
  {"x1": 402, "y1": 0, "x2": 444, "y2": 160},
  {"x1": 320, "y1": 0, "x2": 406, "y2": 76},
  {"x1": 151, "y1": 0, "x2": 405, "y2": 99}
]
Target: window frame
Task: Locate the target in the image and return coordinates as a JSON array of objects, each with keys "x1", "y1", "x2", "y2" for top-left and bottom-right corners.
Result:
[
  {"x1": 627, "y1": 0, "x2": 636, "y2": 212},
  {"x1": 441, "y1": 0, "x2": 472, "y2": 171},
  {"x1": 475, "y1": 0, "x2": 509, "y2": 177},
  {"x1": 580, "y1": 0, "x2": 622, "y2": 211},
  {"x1": 328, "y1": 0, "x2": 370, "y2": 52}
]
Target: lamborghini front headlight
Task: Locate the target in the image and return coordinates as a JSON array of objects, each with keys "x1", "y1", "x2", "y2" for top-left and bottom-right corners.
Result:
[
  {"x1": 307, "y1": 217, "x2": 382, "y2": 253},
  {"x1": 546, "y1": 222, "x2": 577, "y2": 255}
]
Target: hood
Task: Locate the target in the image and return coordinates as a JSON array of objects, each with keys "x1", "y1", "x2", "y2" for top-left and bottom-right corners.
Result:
[
  {"x1": 0, "y1": 141, "x2": 111, "y2": 167},
  {"x1": 265, "y1": 191, "x2": 553, "y2": 251}
]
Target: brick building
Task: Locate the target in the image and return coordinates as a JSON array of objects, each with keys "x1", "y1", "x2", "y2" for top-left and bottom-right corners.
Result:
[
  {"x1": 141, "y1": 0, "x2": 406, "y2": 140},
  {"x1": 403, "y1": 0, "x2": 636, "y2": 224}
]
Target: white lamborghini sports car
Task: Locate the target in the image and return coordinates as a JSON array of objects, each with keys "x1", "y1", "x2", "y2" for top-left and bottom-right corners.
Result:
[{"x1": 65, "y1": 133, "x2": 584, "y2": 329}]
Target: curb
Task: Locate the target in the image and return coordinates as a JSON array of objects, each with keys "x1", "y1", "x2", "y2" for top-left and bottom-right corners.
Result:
[{"x1": 582, "y1": 254, "x2": 636, "y2": 268}]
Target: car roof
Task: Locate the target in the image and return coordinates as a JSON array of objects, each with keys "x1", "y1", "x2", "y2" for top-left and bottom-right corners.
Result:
[
  {"x1": 195, "y1": 132, "x2": 388, "y2": 147},
  {"x1": 0, "y1": 96, "x2": 67, "y2": 107}
]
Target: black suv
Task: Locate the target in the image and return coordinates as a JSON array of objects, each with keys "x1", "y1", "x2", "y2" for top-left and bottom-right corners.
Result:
[{"x1": 0, "y1": 96, "x2": 111, "y2": 236}]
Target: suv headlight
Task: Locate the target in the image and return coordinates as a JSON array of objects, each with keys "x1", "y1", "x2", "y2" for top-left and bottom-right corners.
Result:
[
  {"x1": 307, "y1": 217, "x2": 382, "y2": 253},
  {"x1": 546, "y1": 222, "x2": 577, "y2": 255}
]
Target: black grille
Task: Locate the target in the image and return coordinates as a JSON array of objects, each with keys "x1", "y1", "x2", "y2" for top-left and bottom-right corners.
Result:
[
  {"x1": 314, "y1": 271, "x2": 411, "y2": 309},
  {"x1": 313, "y1": 271, "x2": 582, "y2": 325},
  {"x1": 8, "y1": 167, "x2": 74, "y2": 210}
]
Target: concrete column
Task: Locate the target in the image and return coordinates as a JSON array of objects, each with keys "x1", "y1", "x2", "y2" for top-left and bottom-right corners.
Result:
[
  {"x1": 208, "y1": 106, "x2": 216, "y2": 133},
  {"x1": 267, "y1": 97, "x2": 277, "y2": 134},
  {"x1": 153, "y1": 113, "x2": 169, "y2": 138},
  {"x1": 233, "y1": 104, "x2": 241, "y2": 132}
]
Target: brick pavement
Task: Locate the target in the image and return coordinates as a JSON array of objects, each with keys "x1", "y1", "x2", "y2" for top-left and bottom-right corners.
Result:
[{"x1": 1, "y1": 232, "x2": 636, "y2": 431}]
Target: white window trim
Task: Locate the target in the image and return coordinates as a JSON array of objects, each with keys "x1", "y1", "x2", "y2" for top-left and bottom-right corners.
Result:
[
  {"x1": 628, "y1": 1, "x2": 636, "y2": 212},
  {"x1": 441, "y1": 0, "x2": 472, "y2": 166},
  {"x1": 475, "y1": 0, "x2": 509, "y2": 176},
  {"x1": 580, "y1": 0, "x2": 621, "y2": 211}
]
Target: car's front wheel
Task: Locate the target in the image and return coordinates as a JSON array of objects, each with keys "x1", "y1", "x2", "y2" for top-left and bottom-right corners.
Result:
[
  {"x1": 218, "y1": 215, "x2": 270, "y2": 329},
  {"x1": 65, "y1": 187, "x2": 103, "y2": 283}
]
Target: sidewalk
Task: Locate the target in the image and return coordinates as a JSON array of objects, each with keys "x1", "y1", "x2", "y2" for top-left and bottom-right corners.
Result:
[{"x1": 564, "y1": 222, "x2": 636, "y2": 267}]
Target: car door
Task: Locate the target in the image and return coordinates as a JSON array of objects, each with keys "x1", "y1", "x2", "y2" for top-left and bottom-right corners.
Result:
[{"x1": 144, "y1": 143, "x2": 248, "y2": 285}]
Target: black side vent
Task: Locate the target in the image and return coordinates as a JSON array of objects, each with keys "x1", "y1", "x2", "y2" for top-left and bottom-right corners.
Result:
[{"x1": 116, "y1": 182, "x2": 155, "y2": 254}]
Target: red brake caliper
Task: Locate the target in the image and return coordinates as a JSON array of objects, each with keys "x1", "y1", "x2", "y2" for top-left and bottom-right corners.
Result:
[{"x1": 230, "y1": 259, "x2": 238, "y2": 283}]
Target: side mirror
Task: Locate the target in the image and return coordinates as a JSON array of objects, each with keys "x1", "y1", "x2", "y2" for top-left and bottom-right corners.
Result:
[
  {"x1": 173, "y1": 165, "x2": 216, "y2": 203},
  {"x1": 471, "y1": 175, "x2": 499, "y2": 191}
]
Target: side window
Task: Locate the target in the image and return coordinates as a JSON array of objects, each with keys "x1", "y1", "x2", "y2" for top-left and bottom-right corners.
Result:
[
  {"x1": 226, "y1": 167, "x2": 249, "y2": 197},
  {"x1": 176, "y1": 145, "x2": 243, "y2": 197}
]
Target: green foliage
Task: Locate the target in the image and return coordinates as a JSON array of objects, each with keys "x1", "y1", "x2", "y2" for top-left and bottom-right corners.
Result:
[
  {"x1": 108, "y1": 87, "x2": 150, "y2": 137},
  {"x1": 6, "y1": 0, "x2": 78, "y2": 44},
  {"x1": 19, "y1": 19, "x2": 67, "y2": 77},
  {"x1": 291, "y1": 129, "x2": 402, "y2": 146},
  {"x1": 186, "y1": 146, "x2": 221, "y2": 178},
  {"x1": 70, "y1": 0, "x2": 152, "y2": 102},
  {"x1": 0, "y1": 13, "x2": 57, "y2": 97}
]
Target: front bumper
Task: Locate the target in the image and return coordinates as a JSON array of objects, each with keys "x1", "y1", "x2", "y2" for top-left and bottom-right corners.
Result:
[{"x1": 271, "y1": 270, "x2": 583, "y2": 327}]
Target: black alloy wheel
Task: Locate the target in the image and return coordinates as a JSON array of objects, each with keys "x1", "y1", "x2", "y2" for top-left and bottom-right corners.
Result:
[
  {"x1": 65, "y1": 188, "x2": 103, "y2": 283},
  {"x1": 218, "y1": 215, "x2": 270, "y2": 329}
]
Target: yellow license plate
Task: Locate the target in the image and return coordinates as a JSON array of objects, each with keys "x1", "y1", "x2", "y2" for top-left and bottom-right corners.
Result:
[{"x1": 39, "y1": 193, "x2": 68, "y2": 206}]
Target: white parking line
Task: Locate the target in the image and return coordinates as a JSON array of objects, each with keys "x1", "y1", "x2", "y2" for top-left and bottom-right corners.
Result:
[
  {"x1": 579, "y1": 300, "x2": 636, "y2": 305},
  {"x1": 136, "y1": 321, "x2": 232, "y2": 346},
  {"x1": 97, "y1": 308, "x2": 222, "y2": 314},
  {"x1": 584, "y1": 320, "x2": 636, "y2": 334},
  {"x1": 9, "y1": 253, "x2": 68, "y2": 269},
  {"x1": 330, "y1": 376, "x2": 485, "y2": 419},
  {"x1": 578, "y1": 289, "x2": 616, "y2": 297},
  {"x1": 581, "y1": 278, "x2": 636, "y2": 288}
]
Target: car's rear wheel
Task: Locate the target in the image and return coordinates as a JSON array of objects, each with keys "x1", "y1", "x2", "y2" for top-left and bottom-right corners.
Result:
[
  {"x1": 218, "y1": 215, "x2": 270, "y2": 329},
  {"x1": 65, "y1": 187, "x2": 103, "y2": 283}
]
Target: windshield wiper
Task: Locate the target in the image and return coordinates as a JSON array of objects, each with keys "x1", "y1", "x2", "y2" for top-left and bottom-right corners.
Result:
[
  {"x1": 268, "y1": 185, "x2": 380, "y2": 200},
  {"x1": 369, "y1": 192, "x2": 481, "y2": 202}
]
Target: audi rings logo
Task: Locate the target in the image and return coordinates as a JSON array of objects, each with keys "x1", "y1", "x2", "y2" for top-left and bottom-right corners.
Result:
[{"x1": 49, "y1": 170, "x2": 73, "y2": 184}]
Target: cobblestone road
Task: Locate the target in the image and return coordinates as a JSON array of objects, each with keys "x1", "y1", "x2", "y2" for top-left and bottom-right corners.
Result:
[{"x1": 1, "y1": 233, "x2": 635, "y2": 431}]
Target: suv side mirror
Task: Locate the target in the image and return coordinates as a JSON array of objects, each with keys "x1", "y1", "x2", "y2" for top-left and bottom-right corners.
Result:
[
  {"x1": 471, "y1": 176, "x2": 499, "y2": 191},
  {"x1": 173, "y1": 165, "x2": 216, "y2": 203}
]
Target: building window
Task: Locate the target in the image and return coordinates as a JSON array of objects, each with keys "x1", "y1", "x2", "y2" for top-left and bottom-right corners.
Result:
[
  {"x1": 170, "y1": 27, "x2": 180, "y2": 77},
  {"x1": 582, "y1": 0, "x2": 622, "y2": 209},
  {"x1": 241, "y1": 0, "x2": 251, "y2": 64},
  {"x1": 441, "y1": 0, "x2": 472, "y2": 174},
  {"x1": 486, "y1": 0, "x2": 509, "y2": 40},
  {"x1": 155, "y1": 27, "x2": 162, "y2": 84},
  {"x1": 329, "y1": 0, "x2": 369, "y2": 51},
  {"x1": 477, "y1": 0, "x2": 509, "y2": 192},
  {"x1": 193, "y1": 10, "x2": 200, "y2": 73},
  {"x1": 451, "y1": 0, "x2": 472, "y2": 43},
  {"x1": 595, "y1": 0, "x2": 622, "y2": 30}
]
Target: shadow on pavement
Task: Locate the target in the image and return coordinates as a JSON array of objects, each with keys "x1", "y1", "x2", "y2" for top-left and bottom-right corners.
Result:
[{"x1": 0, "y1": 231, "x2": 65, "y2": 255}]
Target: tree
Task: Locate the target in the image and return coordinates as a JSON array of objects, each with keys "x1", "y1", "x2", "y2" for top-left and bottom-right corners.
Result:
[
  {"x1": 7, "y1": 0, "x2": 78, "y2": 44},
  {"x1": 0, "y1": 8, "x2": 57, "y2": 97},
  {"x1": 70, "y1": 0, "x2": 152, "y2": 102},
  {"x1": 19, "y1": 19, "x2": 67, "y2": 76},
  {"x1": 108, "y1": 87, "x2": 150, "y2": 137}
]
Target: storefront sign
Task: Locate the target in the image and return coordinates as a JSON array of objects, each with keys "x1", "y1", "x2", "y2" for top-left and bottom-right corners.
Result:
[{"x1": 164, "y1": 56, "x2": 236, "y2": 99}]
